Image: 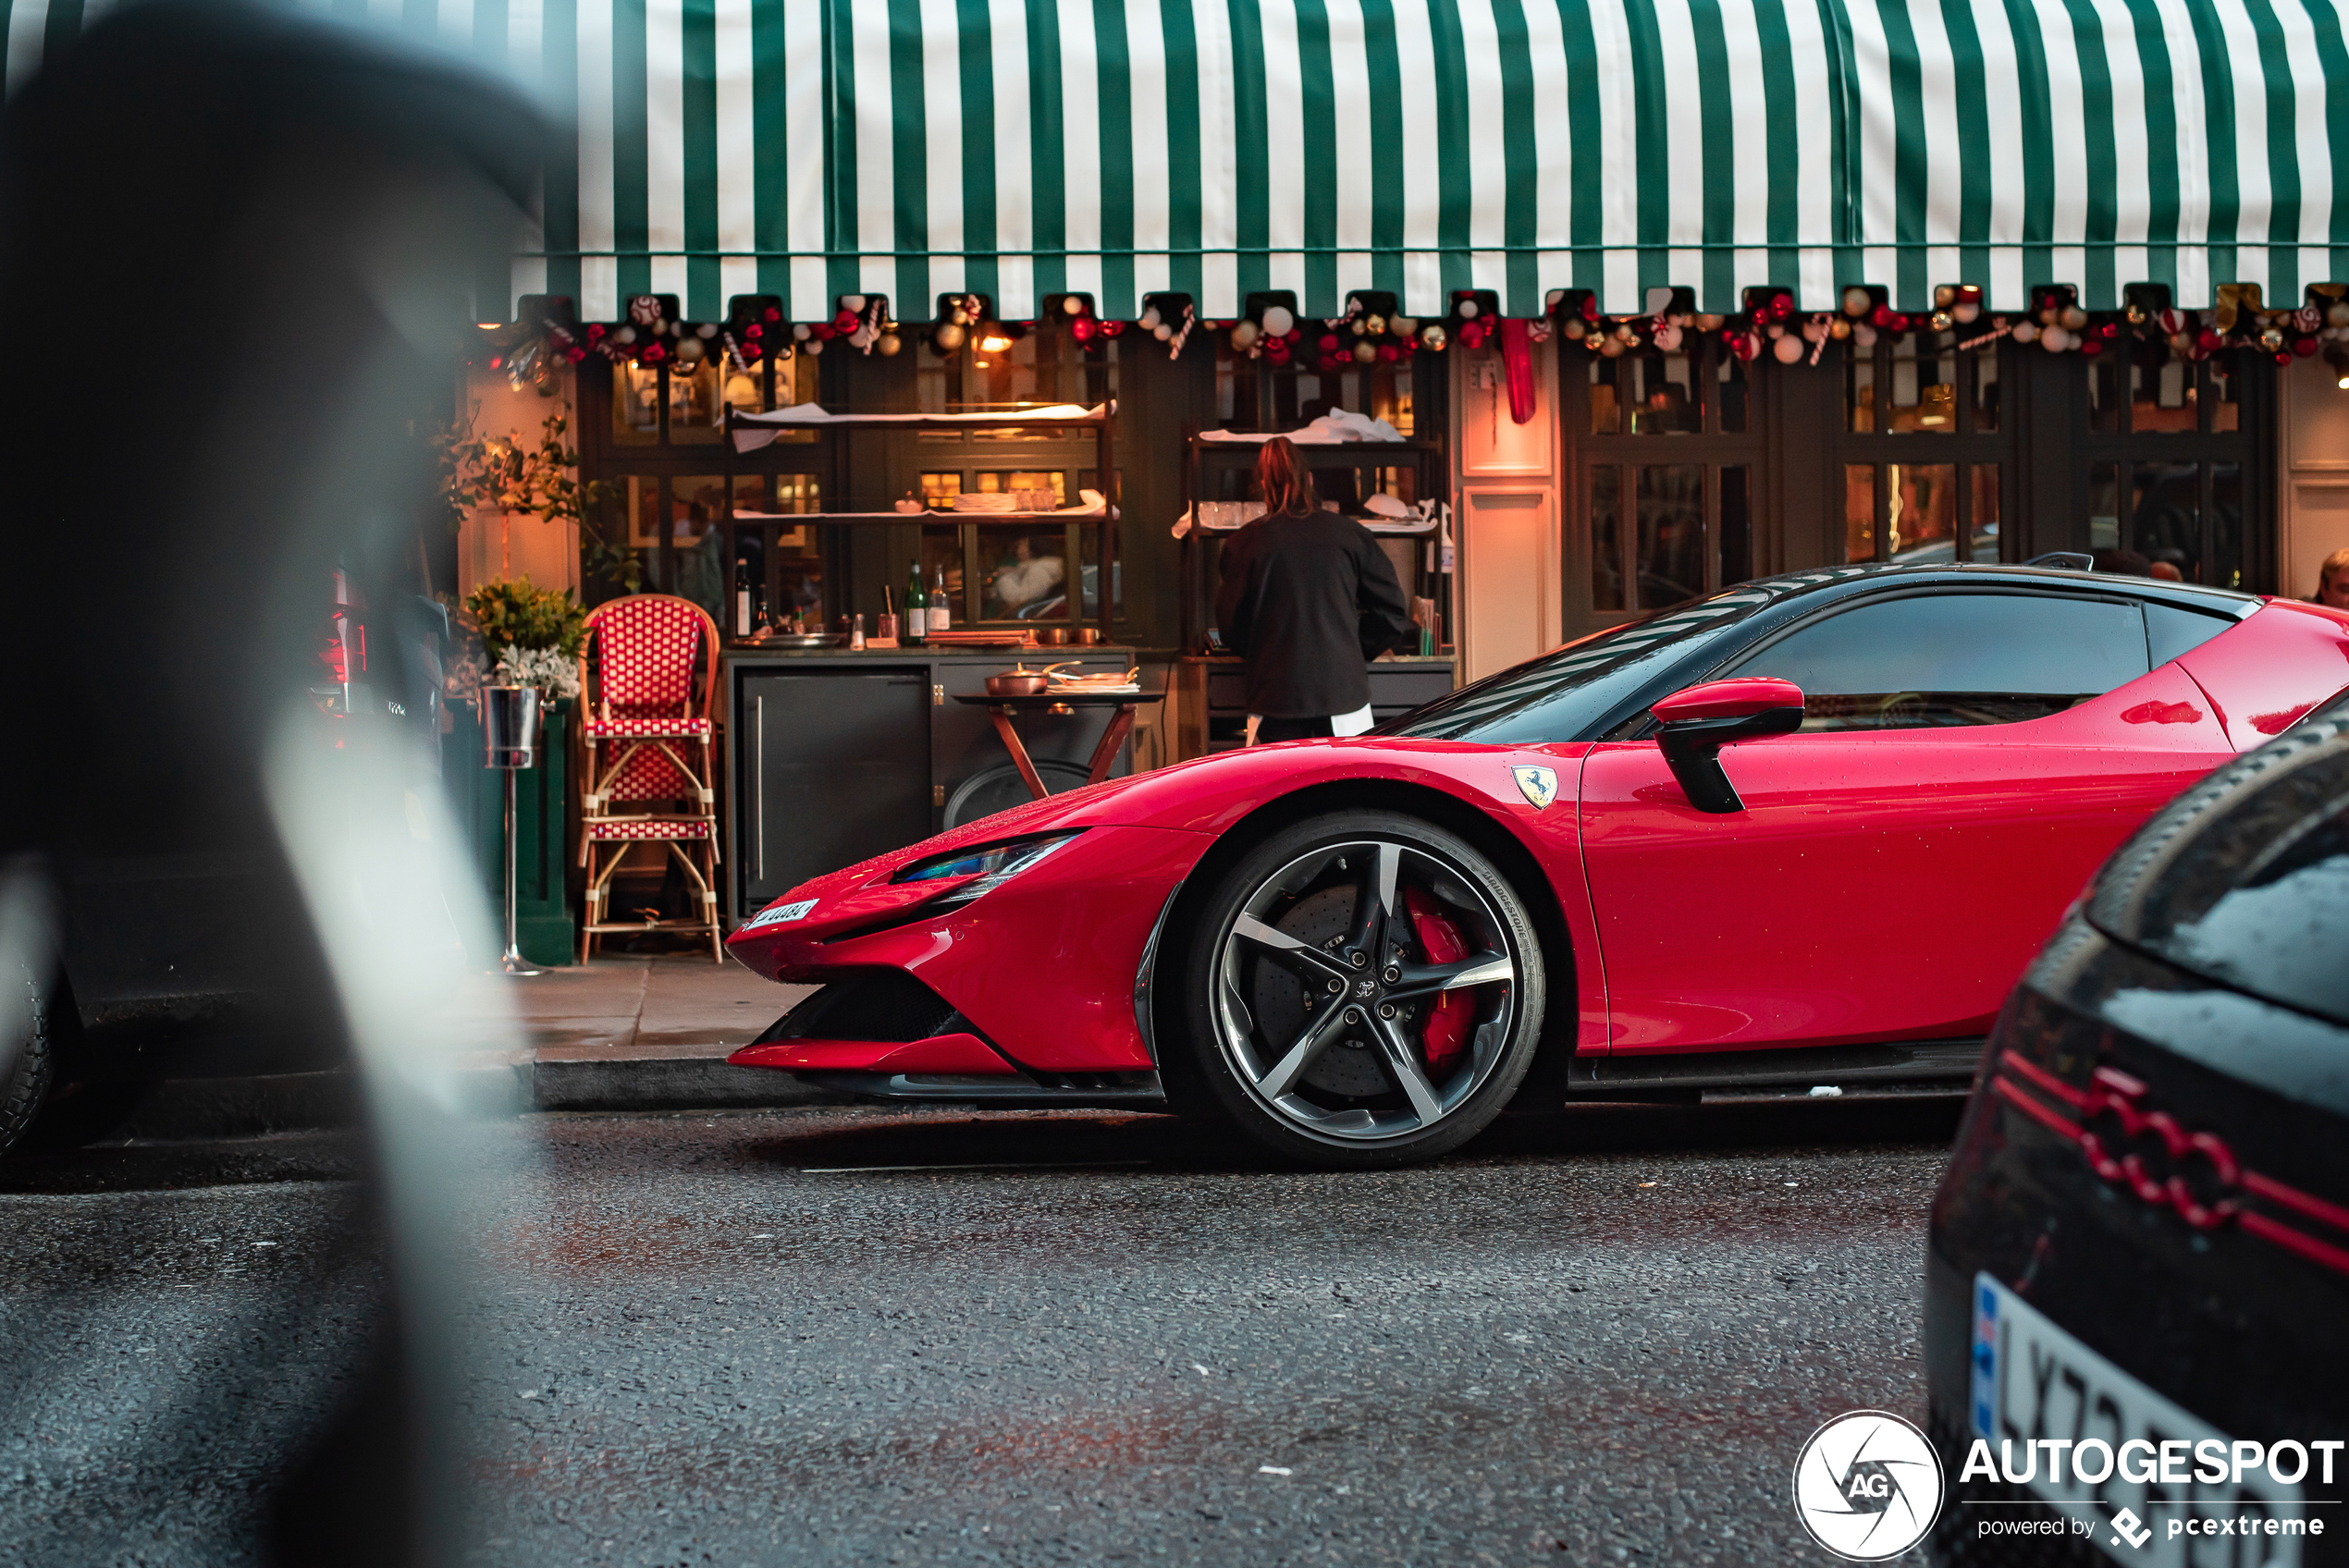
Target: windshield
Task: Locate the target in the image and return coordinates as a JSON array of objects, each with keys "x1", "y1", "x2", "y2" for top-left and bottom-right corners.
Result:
[{"x1": 1380, "y1": 570, "x2": 1875, "y2": 744}]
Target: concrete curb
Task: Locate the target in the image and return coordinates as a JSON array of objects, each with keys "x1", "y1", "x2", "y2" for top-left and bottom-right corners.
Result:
[{"x1": 106, "y1": 1058, "x2": 854, "y2": 1139}]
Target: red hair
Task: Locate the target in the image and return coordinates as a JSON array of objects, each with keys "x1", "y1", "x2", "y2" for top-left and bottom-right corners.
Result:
[{"x1": 1255, "y1": 436, "x2": 1317, "y2": 518}]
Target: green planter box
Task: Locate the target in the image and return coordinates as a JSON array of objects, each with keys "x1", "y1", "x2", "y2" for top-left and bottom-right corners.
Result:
[{"x1": 447, "y1": 697, "x2": 574, "y2": 967}]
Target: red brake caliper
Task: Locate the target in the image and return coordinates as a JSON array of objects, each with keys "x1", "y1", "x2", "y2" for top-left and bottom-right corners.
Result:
[{"x1": 1401, "y1": 886, "x2": 1471, "y2": 1077}]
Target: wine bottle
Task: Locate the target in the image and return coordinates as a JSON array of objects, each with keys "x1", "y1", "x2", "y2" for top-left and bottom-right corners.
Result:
[
  {"x1": 929, "y1": 565, "x2": 951, "y2": 633},
  {"x1": 732, "y1": 559, "x2": 752, "y2": 638},
  {"x1": 904, "y1": 558, "x2": 927, "y2": 645}
]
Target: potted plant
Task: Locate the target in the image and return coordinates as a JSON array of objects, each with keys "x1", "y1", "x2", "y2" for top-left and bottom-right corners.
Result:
[{"x1": 449, "y1": 577, "x2": 588, "y2": 968}]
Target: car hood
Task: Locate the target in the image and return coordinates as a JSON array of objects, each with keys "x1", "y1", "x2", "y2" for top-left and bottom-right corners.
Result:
[{"x1": 731, "y1": 733, "x2": 1567, "y2": 925}]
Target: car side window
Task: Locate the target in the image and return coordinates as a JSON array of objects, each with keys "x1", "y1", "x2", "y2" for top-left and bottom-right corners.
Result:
[
  {"x1": 1728, "y1": 592, "x2": 2152, "y2": 731},
  {"x1": 2145, "y1": 602, "x2": 2235, "y2": 668}
]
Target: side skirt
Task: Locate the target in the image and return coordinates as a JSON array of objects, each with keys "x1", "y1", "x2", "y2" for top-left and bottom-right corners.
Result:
[
  {"x1": 1563, "y1": 1037, "x2": 1986, "y2": 1100},
  {"x1": 792, "y1": 1070, "x2": 1167, "y2": 1111}
]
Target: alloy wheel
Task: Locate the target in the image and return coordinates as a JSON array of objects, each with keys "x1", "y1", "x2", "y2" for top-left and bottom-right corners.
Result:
[{"x1": 1210, "y1": 838, "x2": 1520, "y2": 1144}]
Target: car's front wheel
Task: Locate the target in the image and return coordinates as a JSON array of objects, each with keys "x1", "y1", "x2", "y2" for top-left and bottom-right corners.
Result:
[{"x1": 1168, "y1": 810, "x2": 1544, "y2": 1169}]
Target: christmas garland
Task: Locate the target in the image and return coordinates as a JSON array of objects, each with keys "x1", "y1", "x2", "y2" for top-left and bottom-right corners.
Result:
[{"x1": 479, "y1": 284, "x2": 2349, "y2": 396}]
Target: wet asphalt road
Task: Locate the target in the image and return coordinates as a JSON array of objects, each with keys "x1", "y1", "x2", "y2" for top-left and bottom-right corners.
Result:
[{"x1": 1, "y1": 1097, "x2": 1961, "y2": 1567}]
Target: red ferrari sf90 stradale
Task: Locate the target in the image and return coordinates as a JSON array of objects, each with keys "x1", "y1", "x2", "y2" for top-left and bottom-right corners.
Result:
[{"x1": 728, "y1": 564, "x2": 2349, "y2": 1168}]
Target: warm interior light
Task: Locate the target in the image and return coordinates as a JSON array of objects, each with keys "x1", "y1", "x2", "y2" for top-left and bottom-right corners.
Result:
[
  {"x1": 476, "y1": 321, "x2": 503, "y2": 329},
  {"x1": 977, "y1": 334, "x2": 1014, "y2": 354}
]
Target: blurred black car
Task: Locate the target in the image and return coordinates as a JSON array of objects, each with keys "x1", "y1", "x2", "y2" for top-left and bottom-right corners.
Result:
[
  {"x1": 1926, "y1": 692, "x2": 2349, "y2": 1562},
  {"x1": 0, "y1": 566, "x2": 447, "y2": 1158}
]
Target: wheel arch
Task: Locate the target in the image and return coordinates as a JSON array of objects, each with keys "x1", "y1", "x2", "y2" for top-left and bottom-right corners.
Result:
[{"x1": 1150, "y1": 777, "x2": 1579, "y2": 1106}]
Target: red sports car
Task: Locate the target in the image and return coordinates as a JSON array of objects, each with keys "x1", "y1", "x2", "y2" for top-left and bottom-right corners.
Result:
[{"x1": 728, "y1": 565, "x2": 2349, "y2": 1167}]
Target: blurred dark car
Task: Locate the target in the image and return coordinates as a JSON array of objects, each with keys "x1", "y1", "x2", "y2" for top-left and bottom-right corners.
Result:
[
  {"x1": 1925, "y1": 692, "x2": 2349, "y2": 1562},
  {"x1": 0, "y1": 565, "x2": 447, "y2": 1157}
]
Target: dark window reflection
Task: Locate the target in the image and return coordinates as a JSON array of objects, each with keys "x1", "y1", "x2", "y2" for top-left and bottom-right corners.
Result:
[
  {"x1": 1636, "y1": 465, "x2": 1704, "y2": 607},
  {"x1": 1592, "y1": 466, "x2": 1623, "y2": 611}
]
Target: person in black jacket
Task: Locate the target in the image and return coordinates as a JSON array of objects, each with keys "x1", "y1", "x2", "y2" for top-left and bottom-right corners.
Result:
[{"x1": 1214, "y1": 436, "x2": 1414, "y2": 743}]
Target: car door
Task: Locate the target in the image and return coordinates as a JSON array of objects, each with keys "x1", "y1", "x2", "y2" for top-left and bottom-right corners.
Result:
[{"x1": 1577, "y1": 587, "x2": 2236, "y2": 1056}]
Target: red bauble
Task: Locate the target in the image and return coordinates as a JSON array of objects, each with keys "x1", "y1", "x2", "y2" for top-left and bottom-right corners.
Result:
[
  {"x1": 1770, "y1": 292, "x2": 1794, "y2": 321},
  {"x1": 2275, "y1": 349, "x2": 2294, "y2": 365},
  {"x1": 568, "y1": 347, "x2": 588, "y2": 363},
  {"x1": 2196, "y1": 327, "x2": 2225, "y2": 352},
  {"x1": 1099, "y1": 320, "x2": 1125, "y2": 337},
  {"x1": 1071, "y1": 316, "x2": 1096, "y2": 342},
  {"x1": 1580, "y1": 296, "x2": 1599, "y2": 321},
  {"x1": 832, "y1": 308, "x2": 859, "y2": 333},
  {"x1": 2294, "y1": 336, "x2": 2319, "y2": 357},
  {"x1": 813, "y1": 323, "x2": 836, "y2": 340},
  {"x1": 1285, "y1": 328, "x2": 1303, "y2": 344},
  {"x1": 1870, "y1": 304, "x2": 1896, "y2": 328},
  {"x1": 744, "y1": 324, "x2": 763, "y2": 339},
  {"x1": 642, "y1": 344, "x2": 668, "y2": 363},
  {"x1": 2080, "y1": 338, "x2": 2104, "y2": 357},
  {"x1": 1378, "y1": 343, "x2": 1400, "y2": 362},
  {"x1": 742, "y1": 345, "x2": 761, "y2": 362},
  {"x1": 585, "y1": 323, "x2": 606, "y2": 339},
  {"x1": 764, "y1": 306, "x2": 781, "y2": 321},
  {"x1": 1320, "y1": 333, "x2": 1341, "y2": 352}
]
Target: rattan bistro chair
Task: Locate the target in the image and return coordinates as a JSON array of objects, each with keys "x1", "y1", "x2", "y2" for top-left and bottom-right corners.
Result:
[{"x1": 576, "y1": 594, "x2": 723, "y2": 962}]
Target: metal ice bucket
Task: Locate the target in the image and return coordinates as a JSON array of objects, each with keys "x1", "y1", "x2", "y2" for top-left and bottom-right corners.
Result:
[{"x1": 483, "y1": 684, "x2": 543, "y2": 770}]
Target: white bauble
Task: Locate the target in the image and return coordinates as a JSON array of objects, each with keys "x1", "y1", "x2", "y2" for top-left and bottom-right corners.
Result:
[{"x1": 1261, "y1": 305, "x2": 1295, "y2": 337}]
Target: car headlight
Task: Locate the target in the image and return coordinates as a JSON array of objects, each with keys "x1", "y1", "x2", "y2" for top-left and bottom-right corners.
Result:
[{"x1": 890, "y1": 831, "x2": 1081, "y2": 909}]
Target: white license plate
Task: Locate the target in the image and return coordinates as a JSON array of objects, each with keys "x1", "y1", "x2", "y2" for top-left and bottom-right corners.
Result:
[
  {"x1": 1971, "y1": 1273, "x2": 2305, "y2": 1566},
  {"x1": 742, "y1": 897, "x2": 817, "y2": 931}
]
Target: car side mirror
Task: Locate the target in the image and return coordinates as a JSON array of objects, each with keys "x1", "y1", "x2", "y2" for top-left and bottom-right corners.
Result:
[{"x1": 1648, "y1": 678, "x2": 1806, "y2": 814}]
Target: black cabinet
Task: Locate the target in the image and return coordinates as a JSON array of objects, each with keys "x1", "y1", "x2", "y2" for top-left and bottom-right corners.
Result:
[
  {"x1": 736, "y1": 667, "x2": 933, "y2": 910},
  {"x1": 728, "y1": 649, "x2": 1140, "y2": 915}
]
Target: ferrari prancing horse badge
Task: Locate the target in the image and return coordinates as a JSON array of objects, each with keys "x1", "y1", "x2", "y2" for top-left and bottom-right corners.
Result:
[{"x1": 1511, "y1": 765, "x2": 1558, "y2": 811}]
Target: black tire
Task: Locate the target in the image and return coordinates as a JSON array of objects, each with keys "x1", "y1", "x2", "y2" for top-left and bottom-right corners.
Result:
[
  {"x1": 0, "y1": 965, "x2": 55, "y2": 1158},
  {"x1": 1166, "y1": 809, "x2": 1545, "y2": 1169}
]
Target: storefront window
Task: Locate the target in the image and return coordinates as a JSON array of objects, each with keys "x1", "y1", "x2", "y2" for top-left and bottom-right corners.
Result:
[
  {"x1": 978, "y1": 525, "x2": 1072, "y2": 620},
  {"x1": 2131, "y1": 357, "x2": 2195, "y2": 433},
  {"x1": 1886, "y1": 337, "x2": 1958, "y2": 432},
  {"x1": 670, "y1": 475, "x2": 730, "y2": 619},
  {"x1": 1972, "y1": 350, "x2": 1999, "y2": 433},
  {"x1": 1848, "y1": 351, "x2": 1877, "y2": 433},
  {"x1": 1080, "y1": 515, "x2": 1125, "y2": 617},
  {"x1": 2209, "y1": 356, "x2": 2244, "y2": 433},
  {"x1": 1720, "y1": 465, "x2": 1752, "y2": 583},
  {"x1": 1845, "y1": 466, "x2": 1876, "y2": 561},
  {"x1": 615, "y1": 363, "x2": 661, "y2": 444},
  {"x1": 2133, "y1": 461, "x2": 2203, "y2": 579},
  {"x1": 2211, "y1": 462, "x2": 2244, "y2": 589},
  {"x1": 1969, "y1": 466, "x2": 2001, "y2": 560},
  {"x1": 1636, "y1": 466, "x2": 1705, "y2": 606},
  {"x1": 667, "y1": 360, "x2": 722, "y2": 442},
  {"x1": 1889, "y1": 464, "x2": 1957, "y2": 560},
  {"x1": 1592, "y1": 466, "x2": 1624, "y2": 611}
]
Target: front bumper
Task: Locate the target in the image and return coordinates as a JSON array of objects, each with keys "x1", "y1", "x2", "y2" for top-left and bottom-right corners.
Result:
[{"x1": 726, "y1": 824, "x2": 1210, "y2": 1074}]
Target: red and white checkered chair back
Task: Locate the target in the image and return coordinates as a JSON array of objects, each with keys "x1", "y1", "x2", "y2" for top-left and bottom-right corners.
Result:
[{"x1": 583, "y1": 594, "x2": 718, "y2": 802}]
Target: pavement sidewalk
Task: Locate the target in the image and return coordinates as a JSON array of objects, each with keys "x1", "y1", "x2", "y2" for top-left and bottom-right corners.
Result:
[{"x1": 449, "y1": 952, "x2": 832, "y2": 1114}]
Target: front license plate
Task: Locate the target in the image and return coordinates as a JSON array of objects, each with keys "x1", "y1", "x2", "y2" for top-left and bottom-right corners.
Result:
[{"x1": 1971, "y1": 1273, "x2": 2306, "y2": 1566}]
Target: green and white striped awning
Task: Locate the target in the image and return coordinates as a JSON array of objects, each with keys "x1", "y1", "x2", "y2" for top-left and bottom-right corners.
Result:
[{"x1": 11, "y1": 0, "x2": 2346, "y2": 321}]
